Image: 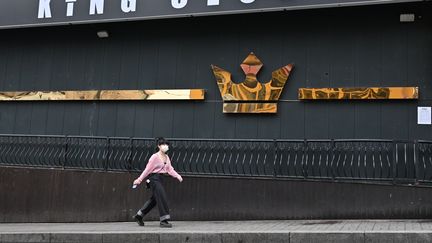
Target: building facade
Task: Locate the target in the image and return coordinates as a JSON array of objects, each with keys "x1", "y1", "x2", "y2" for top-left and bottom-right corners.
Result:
[{"x1": 0, "y1": 1, "x2": 430, "y2": 140}]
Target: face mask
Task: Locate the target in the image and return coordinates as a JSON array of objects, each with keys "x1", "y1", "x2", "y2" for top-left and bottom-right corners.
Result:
[{"x1": 160, "y1": 145, "x2": 169, "y2": 153}]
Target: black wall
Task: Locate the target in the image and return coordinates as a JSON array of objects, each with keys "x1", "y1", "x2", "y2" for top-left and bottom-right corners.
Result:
[
  {"x1": 0, "y1": 2, "x2": 431, "y2": 140},
  {"x1": 1, "y1": 167, "x2": 432, "y2": 222}
]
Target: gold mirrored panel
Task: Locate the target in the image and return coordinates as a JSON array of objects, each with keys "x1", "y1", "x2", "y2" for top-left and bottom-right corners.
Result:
[
  {"x1": 212, "y1": 52, "x2": 293, "y2": 114},
  {"x1": 0, "y1": 89, "x2": 205, "y2": 101},
  {"x1": 298, "y1": 87, "x2": 418, "y2": 100},
  {"x1": 212, "y1": 53, "x2": 293, "y2": 102},
  {"x1": 223, "y1": 103, "x2": 277, "y2": 113}
]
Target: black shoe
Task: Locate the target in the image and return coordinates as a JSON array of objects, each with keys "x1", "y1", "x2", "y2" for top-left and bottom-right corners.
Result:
[
  {"x1": 160, "y1": 220, "x2": 172, "y2": 228},
  {"x1": 133, "y1": 214, "x2": 144, "y2": 226}
]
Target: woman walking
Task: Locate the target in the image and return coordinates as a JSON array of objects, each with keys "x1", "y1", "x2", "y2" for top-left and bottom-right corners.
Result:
[{"x1": 132, "y1": 137, "x2": 183, "y2": 228}]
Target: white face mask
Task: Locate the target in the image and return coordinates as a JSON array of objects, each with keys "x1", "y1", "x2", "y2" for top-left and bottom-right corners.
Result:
[{"x1": 160, "y1": 144, "x2": 169, "y2": 153}]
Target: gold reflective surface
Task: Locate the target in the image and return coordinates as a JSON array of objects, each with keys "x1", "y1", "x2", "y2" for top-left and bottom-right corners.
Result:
[
  {"x1": 298, "y1": 87, "x2": 418, "y2": 100},
  {"x1": 0, "y1": 89, "x2": 205, "y2": 101},
  {"x1": 212, "y1": 53, "x2": 293, "y2": 102},
  {"x1": 212, "y1": 52, "x2": 293, "y2": 114},
  {"x1": 223, "y1": 102, "x2": 277, "y2": 113}
]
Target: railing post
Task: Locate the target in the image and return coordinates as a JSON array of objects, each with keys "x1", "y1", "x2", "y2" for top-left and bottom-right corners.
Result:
[
  {"x1": 273, "y1": 139, "x2": 278, "y2": 178},
  {"x1": 330, "y1": 139, "x2": 335, "y2": 182},
  {"x1": 303, "y1": 139, "x2": 308, "y2": 179},
  {"x1": 128, "y1": 137, "x2": 133, "y2": 172},
  {"x1": 392, "y1": 141, "x2": 397, "y2": 185},
  {"x1": 63, "y1": 135, "x2": 68, "y2": 170},
  {"x1": 104, "y1": 137, "x2": 110, "y2": 171},
  {"x1": 414, "y1": 140, "x2": 419, "y2": 186}
]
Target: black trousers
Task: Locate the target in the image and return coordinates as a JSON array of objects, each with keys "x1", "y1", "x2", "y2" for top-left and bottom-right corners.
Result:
[{"x1": 138, "y1": 173, "x2": 170, "y2": 221}]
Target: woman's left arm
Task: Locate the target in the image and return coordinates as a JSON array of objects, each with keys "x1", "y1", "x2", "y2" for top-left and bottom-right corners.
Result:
[{"x1": 166, "y1": 157, "x2": 183, "y2": 182}]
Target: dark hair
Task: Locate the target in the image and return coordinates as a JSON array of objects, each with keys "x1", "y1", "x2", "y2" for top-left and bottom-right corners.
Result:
[{"x1": 155, "y1": 137, "x2": 169, "y2": 151}]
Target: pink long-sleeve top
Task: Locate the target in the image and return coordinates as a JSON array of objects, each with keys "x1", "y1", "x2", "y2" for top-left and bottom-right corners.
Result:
[{"x1": 136, "y1": 153, "x2": 182, "y2": 183}]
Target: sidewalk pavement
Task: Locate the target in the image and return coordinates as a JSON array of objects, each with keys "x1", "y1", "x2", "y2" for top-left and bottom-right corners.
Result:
[{"x1": 1, "y1": 220, "x2": 432, "y2": 242}]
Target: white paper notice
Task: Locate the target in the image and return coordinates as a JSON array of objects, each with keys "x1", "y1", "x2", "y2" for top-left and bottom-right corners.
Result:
[{"x1": 418, "y1": 107, "x2": 431, "y2": 125}]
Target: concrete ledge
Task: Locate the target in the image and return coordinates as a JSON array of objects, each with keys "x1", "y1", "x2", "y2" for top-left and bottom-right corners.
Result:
[
  {"x1": 102, "y1": 233, "x2": 159, "y2": 243},
  {"x1": 364, "y1": 233, "x2": 432, "y2": 243},
  {"x1": 221, "y1": 233, "x2": 290, "y2": 243},
  {"x1": 1, "y1": 233, "x2": 50, "y2": 243},
  {"x1": 159, "y1": 233, "x2": 222, "y2": 243},
  {"x1": 3, "y1": 232, "x2": 432, "y2": 243},
  {"x1": 290, "y1": 232, "x2": 364, "y2": 243},
  {"x1": 2, "y1": 221, "x2": 432, "y2": 243},
  {"x1": 49, "y1": 233, "x2": 103, "y2": 243}
]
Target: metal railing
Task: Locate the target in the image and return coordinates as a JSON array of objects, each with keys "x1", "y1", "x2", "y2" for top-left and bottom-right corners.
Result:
[{"x1": 0, "y1": 134, "x2": 431, "y2": 186}]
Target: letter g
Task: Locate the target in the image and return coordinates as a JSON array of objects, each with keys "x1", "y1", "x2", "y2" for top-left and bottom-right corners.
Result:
[{"x1": 172, "y1": 0, "x2": 187, "y2": 9}]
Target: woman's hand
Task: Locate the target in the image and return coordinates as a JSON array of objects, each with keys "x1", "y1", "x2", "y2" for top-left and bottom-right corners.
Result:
[
  {"x1": 133, "y1": 178, "x2": 142, "y2": 185},
  {"x1": 178, "y1": 176, "x2": 183, "y2": 183}
]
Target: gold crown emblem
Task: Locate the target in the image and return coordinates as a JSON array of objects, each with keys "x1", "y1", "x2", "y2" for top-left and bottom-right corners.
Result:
[{"x1": 211, "y1": 52, "x2": 294, "y2": 113}]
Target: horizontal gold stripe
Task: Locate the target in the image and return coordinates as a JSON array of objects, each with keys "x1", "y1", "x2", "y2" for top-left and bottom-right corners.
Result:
[
  {"x1": 298, "y1": 87, "x2": 418, "y2": 100},
  {"x1": 0, "y1": 89, "x2": 205, "y2": 101},
  {"x1": 223, "y1": 102, "x2": 277, "y2": 113}
]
